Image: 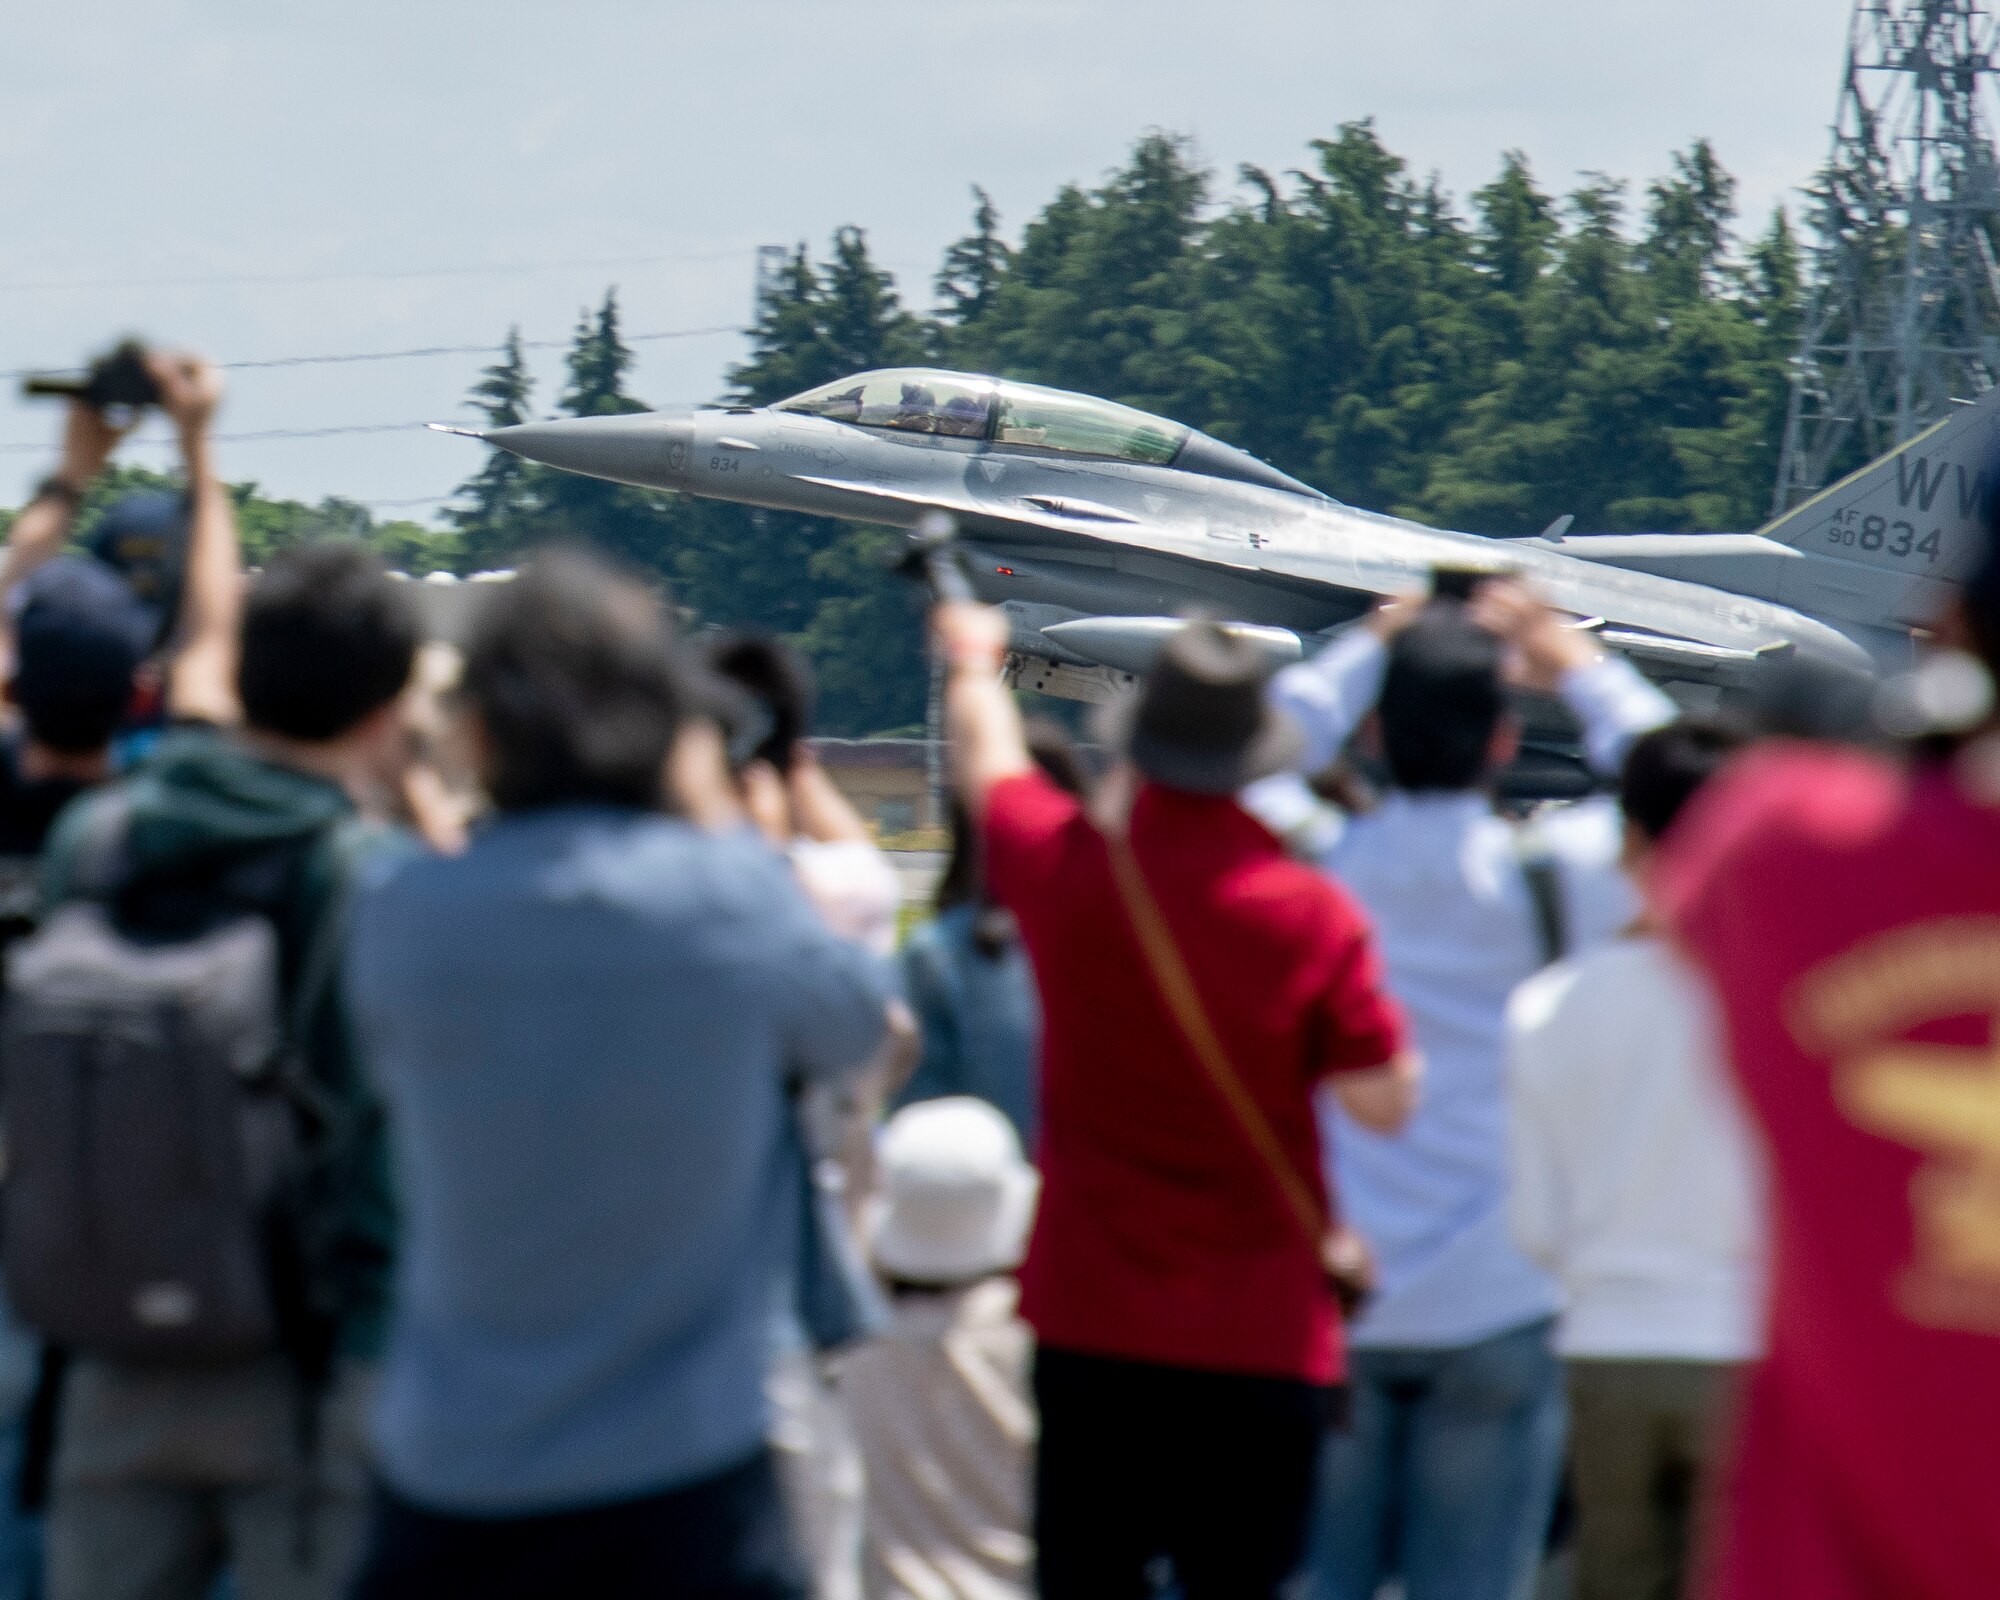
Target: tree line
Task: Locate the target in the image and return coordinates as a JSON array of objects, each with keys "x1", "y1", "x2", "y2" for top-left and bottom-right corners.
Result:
[
  {"x1": 0, "y1": 465, "x2": 462, "y2": 576},
  {"x1": 5, "y1": 124, "x2": 1810, "y2": 736}
]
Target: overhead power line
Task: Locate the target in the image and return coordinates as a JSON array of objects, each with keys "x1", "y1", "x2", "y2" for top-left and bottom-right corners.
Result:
[
  {"x1": 0, "y1": 420, "x2": 440, "y2": 456},
  {"x1": 0, "y1": 321, "x2": 755, "y2": 455},
  {"x1": 222, "y1": 324, "x2": 744, "y2": 371},
  {"x1": 0, "y1": 246, "x2": 758, "y2": 296},
  {"x1": 0, "y1": 323, "x2": 746, "y2": 383}
]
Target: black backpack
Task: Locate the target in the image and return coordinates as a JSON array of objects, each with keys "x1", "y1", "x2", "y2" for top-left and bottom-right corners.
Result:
[{"x1": 0, "y1": 795, "x2": 352, "y2": 1365}]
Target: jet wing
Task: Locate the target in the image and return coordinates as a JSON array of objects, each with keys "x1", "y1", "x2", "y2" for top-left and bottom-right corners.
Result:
[{"x1": 797, "y1": 473, "x2": 1802, "y2": 685}]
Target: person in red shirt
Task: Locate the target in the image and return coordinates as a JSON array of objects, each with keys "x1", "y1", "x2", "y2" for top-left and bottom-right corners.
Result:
[
  {"x1": 934, "y1": 600, "x2": 1419, "y2": 1600},
  {"x1": 1664, "y1": 520, "x2": 2000, "y2": 1599}
]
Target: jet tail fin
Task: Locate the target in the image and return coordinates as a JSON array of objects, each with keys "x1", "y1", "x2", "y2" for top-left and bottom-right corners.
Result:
[{"x1": 1756, "y1": 387, "x2": 2000, "y2": 628}]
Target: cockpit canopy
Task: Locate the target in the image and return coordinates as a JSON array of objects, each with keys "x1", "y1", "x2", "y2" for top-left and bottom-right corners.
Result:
[
  {"x1": 772, "y1": 369, "x2": 1327, "y2": 499},
  {"x1": 776, "y1": 369, "x2": 1187, "y2": 465}
]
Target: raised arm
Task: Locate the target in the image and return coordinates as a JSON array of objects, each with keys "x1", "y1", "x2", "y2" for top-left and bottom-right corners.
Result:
[
  {"x1": 1557, "y1": 653, "x2": 1678, "y2": 776},
  {"x1": 1, "y1": 401, "x2": 130, "y2": 613},
  {"x1": 787, "y1": 745, "x2": 874, "y2": 844},
  {"x1": 934, "y1": 600, "x2": 1031, "y2": 820},
  {"x1": 1469, "y1": 580, "x2": 1675, "y2": 775},
  {"x1": 154, "y1": 355, "x2": 242, "y2": 724},
  {"x1": 1269, "y1": 594, "x2": 1422, "y2": 775}
]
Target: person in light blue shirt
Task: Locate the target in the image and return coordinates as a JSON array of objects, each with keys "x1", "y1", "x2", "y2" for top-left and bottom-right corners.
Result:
[
  {"x1": 345, "y1": 551, "x2": 892, "y2": 1600},
  {"x1": 897, "y1": 892, "x2": 1040, "y2": 1144},
  {"x1": 1269, "y1": 580, "x2": 1674, "y2": 1600}
]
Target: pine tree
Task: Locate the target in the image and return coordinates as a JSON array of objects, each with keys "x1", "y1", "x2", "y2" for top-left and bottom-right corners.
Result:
[
  {"x1": 1472, "y1": 153, "x2": 1558, "y2": 300},
  {"x1": 729, "y1": 229, "x2": 929, "y2": 405},
  {"x1": 1469, "y1": 152, "x2": 1557, "y2": 364},
  {"x1": 1749, "y1": 207, "x2": 1804, "y2": 356},
  {"x1": 1641, "y1": 139, "x2": 1738, "y2": 303},
  {"x1": 560, "y1": 289, "x2": 646, "y2": 418},
  {"x1": 820, "y1": 227, "x2": 931, "y2": 375},
  {"x1": 1290, "y1": 124, "x2": 1489, "y2": 509},
  {"x1": 474, "y1": 326, "x2": 534, "y2": 430},
  {"x1": 960, "y1": 133, "x2": 1207, "y2": 413},
  {"x1": 446, "y1": 326, "x2": 541, "y2": 570},
  {"x1": 729, "y1": 248, "x2": 833, "y2": 405},
  {"x1": 541, "y1": 288, "x2": 674, "y2": 570},
  {"x1": 935, "y1": 186, "x2": 1013, "y2": 332}
]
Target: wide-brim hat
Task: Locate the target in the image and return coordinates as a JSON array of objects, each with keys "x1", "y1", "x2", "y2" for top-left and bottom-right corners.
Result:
[
  {"x1": 1095, "y1": 619, "x2": 1304, "y2": 795},
  {"x1": 869, "y1": 1097, "x2": 1040, "y2": 1285}
]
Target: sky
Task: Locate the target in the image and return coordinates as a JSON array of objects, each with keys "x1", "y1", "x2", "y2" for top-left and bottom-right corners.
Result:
[{"x1": 0, "y1": 0, "x2": 1852, "y2": 521}]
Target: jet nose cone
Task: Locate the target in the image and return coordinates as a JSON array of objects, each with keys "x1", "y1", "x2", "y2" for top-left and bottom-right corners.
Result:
[{"x1": 481, "y1": 411, "x2": 695, "y2": 492}]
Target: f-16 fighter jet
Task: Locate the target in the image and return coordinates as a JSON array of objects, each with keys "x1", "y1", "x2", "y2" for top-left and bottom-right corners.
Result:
[{"x1": 438, "y1": 366, "x2": 2000, "y2": 706}]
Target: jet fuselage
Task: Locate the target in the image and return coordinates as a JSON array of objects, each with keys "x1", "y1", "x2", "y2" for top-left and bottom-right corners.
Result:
[{"x1": 465, "y1": 367, "x2": 1877, "y2": 700}]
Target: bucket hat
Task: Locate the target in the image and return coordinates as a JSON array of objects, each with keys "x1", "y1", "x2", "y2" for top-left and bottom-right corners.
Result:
[
  {"x1": 1098, "y1": 619, "x2": 1303, "y2": 794},
  {"x1": 870, "y1": 1097, "x2": 1039, "y2": 1285}
]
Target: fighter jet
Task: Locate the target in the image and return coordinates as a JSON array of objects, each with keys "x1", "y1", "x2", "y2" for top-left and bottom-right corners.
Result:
[{"x1": 437, "y1": 366, "x2": 2000, "y2": 708}]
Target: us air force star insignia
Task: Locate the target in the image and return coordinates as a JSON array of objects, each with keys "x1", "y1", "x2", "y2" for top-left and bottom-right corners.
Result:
[
  {"x1": 1143, "y1": 493, "x2": 1168, "y2": 515},
  {"x1": 978, "y1": 459, "x2": 1004, "y2": 484}
]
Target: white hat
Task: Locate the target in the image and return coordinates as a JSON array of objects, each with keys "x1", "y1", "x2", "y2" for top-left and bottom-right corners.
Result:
[{"x1": 869, "y1": 1098, "x2": 1040, "y2": 1285}]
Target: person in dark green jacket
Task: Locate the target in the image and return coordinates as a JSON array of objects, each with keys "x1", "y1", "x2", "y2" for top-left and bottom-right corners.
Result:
[{"x1": 37, "y1": 538, "x2": 420, "y2": 1600}]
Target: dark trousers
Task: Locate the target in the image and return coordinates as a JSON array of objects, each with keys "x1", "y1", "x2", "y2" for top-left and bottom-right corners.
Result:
[
  {"x1": 1566, "y1": 1358, "x2": 1740, "y2": 1600},
  {"x1": 347, "y1": 1449, "x2": 805, "y2": 1600},
  {"x1": 1033, "y1": 1345, "x2": 1336, "y2": 1600}
]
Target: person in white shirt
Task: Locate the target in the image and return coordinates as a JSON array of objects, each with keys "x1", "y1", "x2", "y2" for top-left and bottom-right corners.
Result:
[
  {"x1": 1268, "y1": 579, "x2": 1675, "y2": 1600},
  {"x1": 842, "y1": 1097, "x2": 1039, "y2": 1600},
  {"x1": 1506, "y1": 716, "x2": 1764, "y2": 1600}
]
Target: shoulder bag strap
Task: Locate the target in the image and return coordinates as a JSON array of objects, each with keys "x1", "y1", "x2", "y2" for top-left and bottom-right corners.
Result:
[
  {"x1": 267, "y1": 816, "x2": 372, "y2": 1133},
  {"x1": 1102, "y1": 832, "x2": 1329, "y2": 1252},
  {"x1": 66, "y1": 789, "x2": 139, "y2": 904},
  {"x1": 1516, "y1": 843, "x2": 1569, "y2": 969}
]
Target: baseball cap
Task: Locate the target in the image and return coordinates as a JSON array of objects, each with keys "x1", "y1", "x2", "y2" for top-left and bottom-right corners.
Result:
[
  {"x1": 11, "y1": 556, "x2": 155, "y2": 753},
  {"x1": 87, "y1": 490, "x2": 189, "y2": 650}
]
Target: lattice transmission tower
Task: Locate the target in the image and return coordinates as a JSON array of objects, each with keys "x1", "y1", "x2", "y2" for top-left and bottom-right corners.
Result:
[{"x1": 1772, "y1": 0, "x2": 2000, "y2": 516}]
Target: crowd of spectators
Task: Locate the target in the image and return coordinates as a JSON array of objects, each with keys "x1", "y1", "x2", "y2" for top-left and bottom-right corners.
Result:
[{"x1": 0, "y1": 345, "x2": 1993, "y2": 1600}]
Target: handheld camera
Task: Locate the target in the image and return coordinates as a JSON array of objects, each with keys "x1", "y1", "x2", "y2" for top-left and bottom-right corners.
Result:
[{"x1": 20, "y1": 341, "x2": 161, "y2": 412}]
